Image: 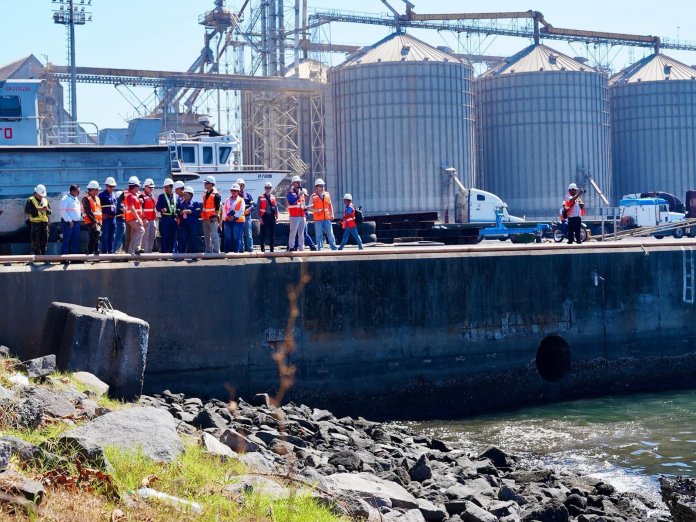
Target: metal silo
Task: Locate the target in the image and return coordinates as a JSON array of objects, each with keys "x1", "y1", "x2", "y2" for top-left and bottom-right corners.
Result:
[
  {"x1": 331, "y1": 32, "x2": 475, "y2": 217},
  {"x1": 476, "y1": 44, "x2": 611, "y2": 220},
  {"x1": 610, "y1": 53, "x2": 696, "y2": 201}
]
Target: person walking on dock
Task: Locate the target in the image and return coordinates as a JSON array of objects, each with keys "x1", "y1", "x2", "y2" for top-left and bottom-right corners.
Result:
[
  {"x1": 201, "y1": 176, "x2": 221, "y2": 254},
  {"x1": 124, "y1": 177, "x2": 145, "y2": 255},
  {"x1": 257, "y1": 181, "x2": 277, "y2": 252},
  {"x1": 82, "y1": 180, "x2": 103, "y2": 255},
  {"x1": 287, "y1": 175, "x2": 306, "y2": 251},
  {"x1": 310, "y1": 179, "x2": 337, "y2": 251},
  {"x1": 177, "y1": 186, "x2": 202, "y2": 254},
  {"x1": 140, "y1": 179, "x2": 157, "y2": 253},
  {"x1": 338, "y1": 193, "x2": 363, "y2": 251},
  {"x1": 223, "y1": 184, "x2": 245, "y2": 253},
  {"x1": 237, "y1": 178, "x2": 255, "y2": 252},
  {"x1": 157, "y1": 178, "x2": 178, "y2": 254},
  {"x1": 113, "y1": 191, "x2": 126, "y2": 253},
  {"x1": 98, "y1": 177, "x2": 118, "y2": 254},
  {"x1": 59, "y1": 184, "x2": 82, "y2": 255},
  {"x1": 25, "y1": 185, "x2": 52, "y2": 255},
  {"x1": 564, "y1": 183, "x2": 585, "y2": 245}
]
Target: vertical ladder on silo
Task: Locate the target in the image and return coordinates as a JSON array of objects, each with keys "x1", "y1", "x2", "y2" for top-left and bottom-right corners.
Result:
[{"x1": 684, "y1": 249, "x2": 695, "y2": 304}]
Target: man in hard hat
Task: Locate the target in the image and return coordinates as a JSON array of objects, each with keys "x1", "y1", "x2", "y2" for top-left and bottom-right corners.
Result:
[
  {"x1": 82, "y1": 180, "x2": 103, "y2": 255},
  {"x1": 309, "y1": 179, "x2": 337, "y2": 251},
  {"x1": 59, "y1": 184, "x2": 82, "y2": 255},
  {"x1": 338, "y1": 193, "x2": 363, "y2": 251},
  {"x1": 237, "y1": 178, "x2": 256, "y2": 252},
  {"x1": 124, "y1": 176, "x2": 145, "y2": 255},
  {"x1": 139, "y1": 179, "x2": 157, "y2": 253},
  {"x1": 563, "y1": 182, "x2": 585, "y2": 245},
  {"x1": 99, "y1": 177, "x2": 118, "y2": 254},
  {"x1": 201, "y1": 176, "x2": 221, "y2": 254},
  {"x1": 157, "y1": 178, "x2": 177, "y2": 254},
  {"x1": 287, "y1": 175, "x2": 306, "y2": 251},
  {"x1": 25, "y1": 185, "x2": 52, "y2": 255},
  {"x1": 257, "y1": 181, "x2": 278, "y2": 253},
  {"x1": 177, "y1": 186, "x2": 202, "y2": 253},
  {"x1": 223, "y1": 184, "x2": 246, "y2": 253},
  {"x1": 113, "y1": 190, "x2": 126, "y2": 253}
]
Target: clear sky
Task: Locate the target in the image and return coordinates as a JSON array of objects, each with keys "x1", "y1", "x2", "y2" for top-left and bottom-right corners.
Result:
[{"x1": 2, "y1": 0, "x2": 695, "y2": 131}]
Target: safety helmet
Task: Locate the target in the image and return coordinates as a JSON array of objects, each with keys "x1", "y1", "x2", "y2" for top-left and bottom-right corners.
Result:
[
  {"x1": 163, "y1": 178, "x2": 174, "y2": 187},
  {"x1": 128, "y1": 176, "x2": 141, "y2": 186},
  {"x1": 343, "y1": 193, "x2": 353, "y2": 201},
  {"x1": 291, "y1": 175, "x2": 302, "y2": 183},
  {"x1": 231, "y1": 183, "x2": 240, "y2": 191},
  {"x1": 87, "y1": 180, "x2": 100, "y2": 190},
  {"x1": 104, "y1": 177, "x2": 116, "y2": 187},
  {"x1": 173, "y1": 181, "x2": 185, "y2": 190},
  {"x1": 34, "y1": 184, "x2": 47, "y2": 197},
  {"x1": 143, "y1": 178, "x2": 155, "y2": 188},
  {"x1": 183, "y1": 186, "x2": 194, "y2": 195},
  {"x1": 315, "y1": 178, "x2": 325, "y2": 186},
  {"x1": 236, "y1": 178, "x2": 245, "y2": 185},
  {"x1": 264, "y1": 182, "x2": 273, "y2": 189},
  {"x1": 568, "y1": 183, "x2": 578, "y2": 191},
  {"x1": 204, "y1": 175, "x2": 216, "y2": 184}
]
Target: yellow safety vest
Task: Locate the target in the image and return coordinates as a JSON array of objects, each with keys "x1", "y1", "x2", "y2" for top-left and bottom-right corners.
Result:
[{"x1": 28, "y1": 196, "x2": 49, "y2": 223}]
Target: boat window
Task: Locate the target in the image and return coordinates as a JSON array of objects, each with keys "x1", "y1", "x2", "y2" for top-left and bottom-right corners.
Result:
[
  {"x1": 219, "y1": 146, "x2": 232, "y2": 164},
  {"x1": 176, "y1": 146, "x2": 196, "y2": 164},
  {"x1": 477, "y1": 194, "x2": 486, "y2": 201},
  {"x1": 202, "y1": 146, "x2": 214, "y2": 165},
  {"x1": 0, "y1": 96, "x2": 21, "y2": 120}
]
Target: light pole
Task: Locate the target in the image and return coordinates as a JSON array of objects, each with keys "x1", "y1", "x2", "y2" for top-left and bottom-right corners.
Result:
[{"x1": 51, "y1": 0, "x2": 93, "y2": 122}]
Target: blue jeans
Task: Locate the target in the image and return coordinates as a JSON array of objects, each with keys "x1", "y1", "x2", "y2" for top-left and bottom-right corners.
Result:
[
  {"x1": 114, "y1": 218, "x2": 126, "y2": 252},
  {"x1": 339, "y1": 227, "x2": 363, "y2": 250},
  {"x1": 232, "y1": 221, "x2": 244, "y2": 253},
  {"x1": 177, "y1": 223, "x2": 199, "y2": 253},
  {"x1": 159, "y1": 216, "x2": 177, "y2": 253},
  {"x1": 61, "y1": 220, "x2": 81, "y2": 254},
  {"x1": 314, "y1": 219, "x2": 337, "y2": 250},
  {"x1": 243, "y1": 216, "x2": 253, "y2": 252},
  {"x1": 100, "y1": 218, "x2": 115, "y2": 253}
]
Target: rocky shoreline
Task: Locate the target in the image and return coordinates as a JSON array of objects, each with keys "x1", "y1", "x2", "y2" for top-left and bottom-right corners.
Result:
[{"x1": 0, "y1": 352, "x2": 692, "y2": 521}]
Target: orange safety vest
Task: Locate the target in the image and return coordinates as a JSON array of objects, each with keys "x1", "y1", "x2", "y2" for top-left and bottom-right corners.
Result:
[
  {"x1": 83, "y1": 195, "x2": 102, "y2": 225},
  {"x1": 287, "y1": 190, "x2": 305, "y2": 218},
  {"x1": 201, "y1": 189, "x2": 219, "y2": 220},
  {"x1": 312, "y1": 192, "x2": 333, "y2": 221},
  {"x1": 124, "y1": 192, "x2": 143, "y2": 222},
  {"x1": 343, "y1": 204, "x2": 357, "y2": 229},
  {"x1": 258, "y1": 194, "x2": 277, "y2": 214},
  {"x1": 233, "y1": 196, "x2": 245, "y2": 223},
  {"x1": 140, "y1": 193, "x2": 156, "y2": 220}
]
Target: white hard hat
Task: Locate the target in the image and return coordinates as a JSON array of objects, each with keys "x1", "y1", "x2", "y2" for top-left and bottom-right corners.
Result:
[
  {"x1": 236, "y1": 178, "x2": 245, "y2": 185},
  {"x1": 568, "y1": 183, "x2": 578, "y2": 190},
  {"x1": 204, "y1": 175, "x2": 216, "y2": 184},
  {"x1": 343, "y1": 193, "x2": 353, "y2": 201},
  {"x1": 128, "y1": 176, "x2": 141, "y2": 186},
  {"x1": 143, "y1": 178, "x2": 155, "y2": 188},
  {"x1": 104, "y1": 177, "x2": 116, "y2": 187},
  {"x1": 173, "y1": 181, "x2": 185, "y2": 190},
  {"x1": 315, "y1": 178, "x2": 325, "y2": 186},
  {"x1": 163, "y1": 178, "x2": 174, "y2": 187},
  {"x1": 87, "y1": 180, "x2": 100, "y2": 190},
  {"x1": 264, "y1": 182, "x2": 273, "y2": 189},
  {"x1": 291, "y1": 175, "x2": 302, "y2": 183},
  {"x1": 34, "y1": 184, "x2": 47, "y2": 197},
  {"x1": 231, "y1": 183, "x2": 240, "y2": 191},
  {"x1": 184, "y1": 186, "x2": 194, "y2": 195}
]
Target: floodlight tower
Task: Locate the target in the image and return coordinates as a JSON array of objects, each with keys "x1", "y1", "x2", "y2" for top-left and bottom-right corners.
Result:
[{"x1": 51, "y1": 0, "x2": 93, "y2": 121}]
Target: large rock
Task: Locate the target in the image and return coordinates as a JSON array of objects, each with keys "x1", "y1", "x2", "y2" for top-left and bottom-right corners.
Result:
[
  {"x1": 223, "y1": 475, "x2": 302, "y2": 501},
  {"x1": 0, "y1": 470, "x2": 45, "y2": 504},
  {"x1": 461, "y1": 501, "x2": 497, "y2": 522},
  {"x1": 661, "y1": 476, "x2": 696, "y2": 522},
  {"x1": 72, "y1": 372, "x2": 109, "y2": 397},
  {"x1": 328, "y1": 450, "x2": 362, "y2": 471},
  {"x1": 0, "y1": 441, "x2": 10, "y2": 472},
  {"x1": 21, "y1": 386, "x2": 79, "y2": 418},
  {"x1": 42, "y1": 302, "x2": 149, "y2": 399},
  {"x1": 324, "y1": 472, "x2": 419, "y2": 510},
  {"x1": 521, "y1": 499, "x2": 569, "y2": 522},
  {"x1": 416, "y1": 497, "x2": 448, "y2": 522},
  {"x1": 10, "y1": 397, "x2": 44, "y2": 429},
  {"x1": 19, "y1": 355, "x2": 56, "y2": 379},
  {"x1": 409, "y1": 454, "x2": 433, "y2": 482},
  {"x1": 219, "y1": 429, "x2": 259, "y2": 453},
  {"x1": 201, "y1": 432, "x2": 236, "y2": 459},
  {"x1": 48, "y1": 435, "x2": 112, "y2": 471},
  {"x1": 67, "y1": 406, "x2": 183, "y2": 462}
]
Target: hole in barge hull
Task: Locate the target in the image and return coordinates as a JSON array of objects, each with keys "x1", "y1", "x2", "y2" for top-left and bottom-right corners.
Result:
[{"x1": 536, "y1": 335, "x2": 571, "y2": 383}]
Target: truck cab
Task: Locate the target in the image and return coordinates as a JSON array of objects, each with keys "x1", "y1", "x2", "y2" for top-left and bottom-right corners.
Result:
[
  {"x1": 619, "y1": 196, "x2": 685, "y2": 227},
  {"x1": 455, "y1": 187, "x2": 525, "y2": 224}
]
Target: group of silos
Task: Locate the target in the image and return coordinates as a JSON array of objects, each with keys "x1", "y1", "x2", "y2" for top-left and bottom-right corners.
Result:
[{"x1": 327, "y1": 32, "x2": 696, "y2": 221}]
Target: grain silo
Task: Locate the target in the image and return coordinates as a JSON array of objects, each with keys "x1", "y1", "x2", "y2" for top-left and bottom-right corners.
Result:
[
  {"x1": 331, "y1": 32, "x2": 475, "y2": 217},
  {"x1": 476, "y1": 44, "x2": 611, "y2": 220},
  {"x1": 610, "y1": 53, "x2": 696, "y2": 201}
]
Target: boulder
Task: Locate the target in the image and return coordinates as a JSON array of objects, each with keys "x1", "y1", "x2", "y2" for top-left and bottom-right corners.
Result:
[
  {"x1": 409, "y1": 454, "x2": 433, "y2": 482},
  {"x1": 21, "y1": 386, "x2": 79, "y2": 418},
  {"x1": 219, "y1": 429, "x2": 259, "y2": 454},
  {"x1": 0, "y1": 470, "x2": 45, "y2": 504},
  {"x1": 49, "y1": 435, "x2": 112, "y2": 470},
  {"x1": 461, "y1": 501, "x2": 497, "y2": 522},
  {"x1": 478, "y1": 446, "x2": 514, "y2": 470},
  {"x1": 223, "y1": 475, "x2": 299, "y2": 501},
  {"x1": 193, "y1": 409, "x2": 229, "y2": 431},
  {"x1": 661, "y1": 476, "x2": 696, "y2": 522},
  {"x1": 67, "y1": 406, "x2": 183, "y2": 462},
  {"x1": 1, "y1": 435, "x2": 67, "y2": 469},
  {"x1": 238, "y1": 452, "x2": 276, "y2": 473},
  {"x1": 201, "y1": 433, "x2": 236, "y2": 459},
  {"x1": 10, "y1": 397, "x2": 44, "y2": 429},
  {"x1": 328, "y1": 450, "x2": 362, "y2": 472},
  {"x1": 416, "y1": 497, "x2": 448, "y2": 522},
  {"x1": 0, "y1": 441, "x2": 10, "y2": 472},
  {"x1": 43, "y1": 302, "x2": 149, "y2": 399},
  {"x1": 521, "y1": 499, "x2": 569, "y2": 522},
  {"x1": 19, "y1": 355, "x2": 56, "y2": 380},
  {"x1": 324, "y1": 472, "x2": 419, "y2": 510},
  {"x1": 72, "y1": 372, "x2": 109, "y2": 397},
  {"x1": 386, "y1": 509, "x2": 427, "y2": 521}
]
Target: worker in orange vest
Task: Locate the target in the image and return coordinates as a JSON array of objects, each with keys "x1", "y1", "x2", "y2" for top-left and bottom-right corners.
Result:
[
  {"x1": 124, "y1": 176, "x2": 145, "y2": 255},
  {"x1": 140, "y1": 178, "x2": 157, "y2": 253},
  {"x1": 338, "y1": 193, "x2": 363, "y2": 250},
  {"x1": 223, "y1": 183, "x2": 246, "y2": 253},
  {"x1": 309, "y1": 178, "x2": 337, "y2": 251},
  {"x1": 201, "y1": 175, "x2": 221, "y2": 253},
  {"x1": 287, "y1": 175, "x2": 306, "y2": 251},
  {"x1": 82, "y1": 180, "x2": 103, "y2": 255}
]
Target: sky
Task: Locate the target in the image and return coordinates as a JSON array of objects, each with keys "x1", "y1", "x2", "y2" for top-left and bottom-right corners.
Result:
[{"x1": 2, "y1": 0, "x2": 696, "y2": 132}]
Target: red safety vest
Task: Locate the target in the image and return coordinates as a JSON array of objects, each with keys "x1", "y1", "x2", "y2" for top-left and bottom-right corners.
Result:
[
  {"x1": 140, "y1": 193, "x2": 156, "y2": 220},
  {"x1": 287, "y1": 190, "x2": 305, "y2": 218},
  {"x1": 124, "y1": 192, "x2": 143, "y2": 222},
  {"x1": 258, "y1": 194, "x2": 277, "y2": 214},
  {"x1": 83, "y1": 195, "x2": 102, "y2": 225},
  {"x1": 312, "y1": 192, "x2": 333, "y2": 221},
  {"x1": 201, "y1": 189, "x2": 219, "y2": 220},
  {"x1": 343, "y1": 204, "x2": 357, "y2": 229}
]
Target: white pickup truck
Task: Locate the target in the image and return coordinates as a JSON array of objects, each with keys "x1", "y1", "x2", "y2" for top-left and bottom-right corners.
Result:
[
  {"x1": 619, "y1": 196, "x2": 686, "y2": 238},
  {"x1": 454, "y1": 187, "x2": 525, "y2": 224}
]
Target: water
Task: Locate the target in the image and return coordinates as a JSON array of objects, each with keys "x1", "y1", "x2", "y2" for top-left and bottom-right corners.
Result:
[{"x1": 404, "y1": 389, "x2": 696, "y2": 504}]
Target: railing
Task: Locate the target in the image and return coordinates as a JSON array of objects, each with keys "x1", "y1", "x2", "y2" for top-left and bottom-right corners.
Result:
[{"x1": 46, "y1": 122, "x2": 99, "y2": 145}]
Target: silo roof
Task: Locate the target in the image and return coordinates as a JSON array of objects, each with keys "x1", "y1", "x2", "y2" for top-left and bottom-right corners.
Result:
[
  {"x1": 482, "y1": 44, "x2": 595, "y2": 76},
  {"x1": 609, "y1": 53, "x2": 696, "y2": 85},
  {"x1": 338, "y1": 32, "x2": 461, "y2": 67}
]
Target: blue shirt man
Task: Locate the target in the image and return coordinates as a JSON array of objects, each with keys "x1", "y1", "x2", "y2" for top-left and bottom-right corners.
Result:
[
  {"x1": 98, "y1": 178, "x2": 118, "y2": 253},
  {"x1": 176, "y1": 187, "x2": 202, "y2": 253},
  {"x1": 156, "y1": 179, "x2": 178, "y2": 253}
]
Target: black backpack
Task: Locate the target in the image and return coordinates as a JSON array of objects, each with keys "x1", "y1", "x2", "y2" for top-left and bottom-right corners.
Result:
[{"x1": 354, "y1": 205, "x2": 364, "y2": 226}]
